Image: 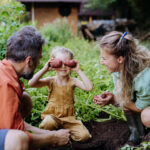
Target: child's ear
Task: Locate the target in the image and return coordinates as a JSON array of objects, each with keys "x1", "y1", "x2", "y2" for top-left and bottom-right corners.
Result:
[
  {"x1": 25, "y1": 56, "x2": 33, "y2": 67},
  {"x1": 117, "y1": 56, "x2": 124, "y2": 64}
]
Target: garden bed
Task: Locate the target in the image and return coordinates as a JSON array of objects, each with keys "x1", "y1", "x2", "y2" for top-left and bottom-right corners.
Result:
[
  {"x1": 41, "y1": 111, "x2": 150, "y2": 150},
  {"x1": 41, "y1": 112, "x2": 130, "y2": 150}
]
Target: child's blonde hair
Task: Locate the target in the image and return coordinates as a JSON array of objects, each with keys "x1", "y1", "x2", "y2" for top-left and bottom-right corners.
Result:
[{"x1": 51, "y1": 47, "x2": 74, "y2": 59}]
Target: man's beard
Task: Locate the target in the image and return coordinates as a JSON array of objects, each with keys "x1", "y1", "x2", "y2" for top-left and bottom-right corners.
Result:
[{"x1": 23, "y1": 71, "x2": 34, "y2": 80}]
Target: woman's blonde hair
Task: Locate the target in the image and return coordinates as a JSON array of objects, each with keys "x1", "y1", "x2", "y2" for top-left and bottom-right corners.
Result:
[
  {"x1": 100, "y1": 31, "x2": 150, "y2": 105},
  {"x1": 51, "y1": 46, "x2": 74, "y2": 59}
]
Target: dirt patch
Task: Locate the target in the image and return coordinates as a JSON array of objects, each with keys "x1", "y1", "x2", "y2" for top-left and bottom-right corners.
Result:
[
  {"x1": 41, "y1": 113, "x2": 150, "y2": 150},
  {"x1": 72, "y1": 119, "x2": 130, "y2": 150}
]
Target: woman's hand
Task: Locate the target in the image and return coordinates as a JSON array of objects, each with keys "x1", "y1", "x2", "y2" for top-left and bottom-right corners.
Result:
[{"x1": 93, "y1": 91, "x2": 114, "y2": 107}]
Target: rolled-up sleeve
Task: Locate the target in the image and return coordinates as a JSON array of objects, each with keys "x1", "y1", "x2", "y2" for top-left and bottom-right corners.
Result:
[
  {"x1": 134, "y1": 68, "x2": 150, "y2": 110},
  {"x1": 0, "y1": 82, "x2": 24, "y2": 130},
  {"x1": 112, "y1": 72, "x2": 120, "y2": 95}
]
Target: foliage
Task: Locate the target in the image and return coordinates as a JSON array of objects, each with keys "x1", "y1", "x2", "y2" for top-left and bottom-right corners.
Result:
[
  {"x1": 25, "y1": 87, "x2": 48, "y2": 126},
  {"x1": 85, "y1": 0, "x2": 116, "y2": 10},
  {"x1": 0, "y1": 0, "x2": 12, "y2": 5},
  {"x1": 120, "y1": 141, "x2": 150, "y2": 150},
  {"x1": 127, "y1": 0, "x2": 150, "y2": 29},
  {"x1": 40, "y1": 18, "x2": 72, "y2": 46},
  {"x1": 75, "y1": 103, "x2": 126, "y2": 122},
  {"x1": 85, "y1": 0, "x2": 150, "y2": 30},
  {"x1": 0, "y1": 0, "x2": 28, "y2": 59},
  {"x1": 24, "y1": 23, "x2": 125, "y2": 126}
]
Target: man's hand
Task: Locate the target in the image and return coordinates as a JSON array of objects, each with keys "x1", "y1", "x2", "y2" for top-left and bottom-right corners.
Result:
[
  {"x1": 93, "y1": 91, "x2": 114, "y2": 107},
  {"x1": 53, "y1": 129, "x2": 70, "y2": 146}
]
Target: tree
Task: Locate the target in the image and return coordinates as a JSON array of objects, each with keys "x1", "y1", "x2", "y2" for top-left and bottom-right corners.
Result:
[
  {"x1": 85, "y1": 0, "x2": 117, "y2": 10},
  {"x1": 85, "y1": 0, "x2": 150, "y2": 30},
  {"x1": 0, "y1": 0, "x2": 12, "y2": 5},
  {"x1": 0, "y1": 0, "x2": 27, "y2": 59}
]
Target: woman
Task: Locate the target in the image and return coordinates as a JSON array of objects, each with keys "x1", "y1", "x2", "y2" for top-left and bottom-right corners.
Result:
[{"x1": 93, "y1": 31, "x2": 150, "y2": 144}]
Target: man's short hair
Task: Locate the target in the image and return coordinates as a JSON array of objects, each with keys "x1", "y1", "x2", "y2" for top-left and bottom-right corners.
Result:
[{"x1": 6, "y1": 26, "x2": 45, "y2": 62}]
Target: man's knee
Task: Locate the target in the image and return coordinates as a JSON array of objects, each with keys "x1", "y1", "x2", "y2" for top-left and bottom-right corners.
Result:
[{"x1": 5, "y1": 130, "x2": 29, "y2": 150}]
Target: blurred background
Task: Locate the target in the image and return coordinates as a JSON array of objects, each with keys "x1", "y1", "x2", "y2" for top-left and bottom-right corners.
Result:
[{"x1": 1, "y1": 0, "x2": 150, "y2": 41}]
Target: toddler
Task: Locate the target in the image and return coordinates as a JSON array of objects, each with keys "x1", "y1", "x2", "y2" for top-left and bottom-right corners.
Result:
[{"x1": 29, "y1": 47, "x2": 93, "y2": 142}]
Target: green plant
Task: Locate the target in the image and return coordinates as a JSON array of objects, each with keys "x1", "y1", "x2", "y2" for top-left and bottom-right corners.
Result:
[
  {"x1": 85, "y1": 0, "x2": 116, "y2": 9},
  {"x1": 25, "y1": 87, "x2": 48, "y2": 126},
  {"x1": 120, "y1": 141, "x2": 150, "y2": 150},
  {"x1": 0, "y1": 0, "x2": 28, "y2": 59},
  {"x1": 75, "y1": 102, "x2": 126, "y2": 122},
  {"x1": 40, "y1": 18, "x2": 72, "y2": 46}
]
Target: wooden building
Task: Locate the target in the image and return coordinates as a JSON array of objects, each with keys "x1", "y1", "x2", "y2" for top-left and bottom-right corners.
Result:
[
  {"x1": 78, "y1": 1, "x2": 113, "y2": 25},
  {"x1": 19, "y1": 0, "x2": 84, "y2": 34}
]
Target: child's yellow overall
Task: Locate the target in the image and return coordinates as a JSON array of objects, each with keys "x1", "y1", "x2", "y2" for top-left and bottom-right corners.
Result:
[{"x1": 40, "y1": 79, "x2": 91, "y2": 142}]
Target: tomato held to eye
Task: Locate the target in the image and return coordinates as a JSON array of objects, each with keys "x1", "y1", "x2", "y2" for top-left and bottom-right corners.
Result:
[
  {"x1": 50, "y1": 59, "x2": 62, "y2": 68},
  {"x1": 64, "y1": 60, "x2": 76, "y2": 68}
]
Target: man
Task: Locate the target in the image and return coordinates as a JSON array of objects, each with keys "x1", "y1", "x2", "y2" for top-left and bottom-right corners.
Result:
[{"x1": 0, "y1": 26, "x2": 70, "y2": 150}]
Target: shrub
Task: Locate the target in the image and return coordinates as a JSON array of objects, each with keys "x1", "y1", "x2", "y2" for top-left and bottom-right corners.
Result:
[
  {"x1": 40, "y1": 18, "x2": 72, "y2": 46},
  {"x1": 0, "y1": 0, "x2": 28, "y2": 59}
]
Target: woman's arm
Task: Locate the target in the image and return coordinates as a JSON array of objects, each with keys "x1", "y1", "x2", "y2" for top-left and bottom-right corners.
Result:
[
  {"x1": 124, "y1": 101, "x2": 142, "y2": 113},
  {"x1": 72, "y1": 61, "x2": 93, "y2": 91}
]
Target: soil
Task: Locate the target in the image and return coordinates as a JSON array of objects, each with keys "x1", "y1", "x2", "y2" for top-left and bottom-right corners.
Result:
[{"x1": 41, "y1": 112, "x2": 150, "y2": 150}]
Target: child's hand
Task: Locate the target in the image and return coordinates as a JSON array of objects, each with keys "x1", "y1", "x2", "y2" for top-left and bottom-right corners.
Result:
[
  {"x1": 71, "y1": 60, "x2": 80, "y2": 72},
  {"x1": 93, "y1": 92, "x2": 114, "y2": 107},
  {"x1": 43, "y1": 60, "x2": 53, "y2": 72}
]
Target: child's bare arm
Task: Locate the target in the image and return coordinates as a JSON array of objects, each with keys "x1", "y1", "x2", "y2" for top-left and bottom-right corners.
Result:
[
  {"x1": 28, "y1": 60, "x2": 53, "y2": 87},
  {"x1": 71, "y1": 61, "x2": 93, "y2": 91}
]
